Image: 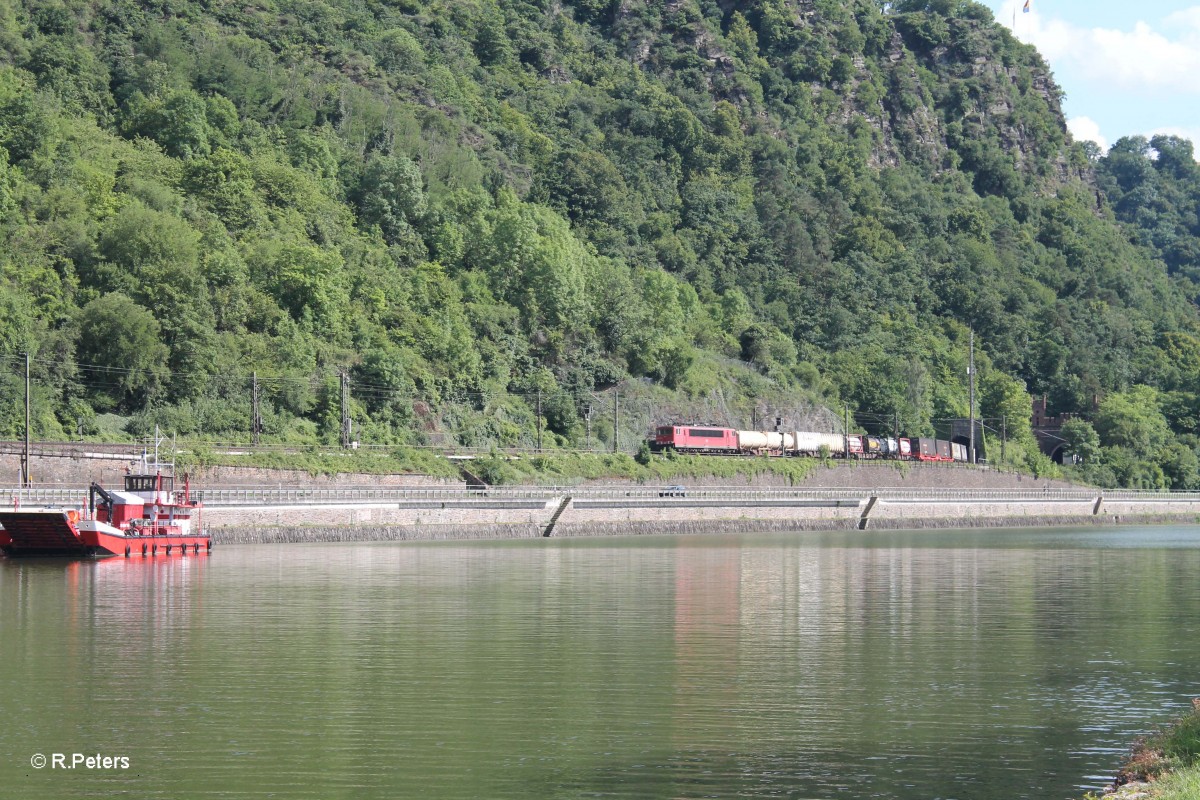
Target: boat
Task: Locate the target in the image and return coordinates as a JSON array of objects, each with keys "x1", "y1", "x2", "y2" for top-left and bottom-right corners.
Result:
[{"x1": 0, "y1": 467, "x2": 209, "y2": 559}]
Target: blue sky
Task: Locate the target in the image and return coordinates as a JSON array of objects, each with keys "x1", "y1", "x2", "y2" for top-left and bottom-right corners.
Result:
[{"x1": 979, "y1": 1, "x2": 1200, "y2": 152}]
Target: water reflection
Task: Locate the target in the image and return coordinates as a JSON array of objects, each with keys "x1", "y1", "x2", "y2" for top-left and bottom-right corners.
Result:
[{"x1": 1, "y1": 527, "x2": 1199, "y2": 799}]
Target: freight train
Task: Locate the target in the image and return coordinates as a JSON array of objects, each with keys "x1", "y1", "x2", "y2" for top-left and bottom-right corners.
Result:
[{"x1": 649, "y1": 425, "x2": 970, "y2": 462}]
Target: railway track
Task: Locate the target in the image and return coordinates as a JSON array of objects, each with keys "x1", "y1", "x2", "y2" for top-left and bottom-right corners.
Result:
[
  {"x1": 0, "y1": 439, "x2": 616, "y2": 460},
  {"x1": 0, "y1": 441, "x2": 144, "y2": 460},
  {"x1": 1, "y1": 484, "x2": 1197, "y2": 507}
]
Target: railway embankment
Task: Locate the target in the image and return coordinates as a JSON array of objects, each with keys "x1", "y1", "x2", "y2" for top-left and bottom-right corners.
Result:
[
  {"x1": 0, "y1": 450, "x2": 1070, "y2": 492},
  {"x1": 4, "y1": 450, "x2": 1198, "y2": 545}
]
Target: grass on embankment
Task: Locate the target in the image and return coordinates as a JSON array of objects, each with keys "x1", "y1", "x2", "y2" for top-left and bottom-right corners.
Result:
[
  {"x1": 173, "y1": 444, "x2": 864, "y2": 486},
  {"x1": 174, "y1": 445, "x2": 464, "y2": 480},
  {"x1": 1094, "y1": 704, "x2": 1200, "y2": 799},
  {"x1": 466, "y1": 451, "x2": 835, "y2": 486}
]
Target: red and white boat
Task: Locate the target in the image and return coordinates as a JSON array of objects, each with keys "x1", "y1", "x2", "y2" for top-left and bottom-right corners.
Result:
[{"x1": 0, "y1": 469, "x2": 209, "y2": 558}]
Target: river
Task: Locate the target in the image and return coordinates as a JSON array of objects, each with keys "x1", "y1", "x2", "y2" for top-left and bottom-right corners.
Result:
[{"x1": 3, "y1": 526, "x2": 1200, "y2": 799}]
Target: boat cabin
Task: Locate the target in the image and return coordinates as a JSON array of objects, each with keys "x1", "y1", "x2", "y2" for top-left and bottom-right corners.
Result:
[{"x1": 124, "y1": 473, "x2": 174, "y2": 505}]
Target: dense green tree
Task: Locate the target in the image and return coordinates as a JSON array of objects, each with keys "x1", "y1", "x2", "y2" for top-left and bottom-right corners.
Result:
[
  {"x1": 75, "y1": 293, "x2": 169, "y2": 410},
  {"x1": 120, "y1": 89, "x2": 212, "y2": 159},
  {"x1": 355, "y1": 153, "x2": 429, "y2": 250},
  {"x1": 1158, "y1": 441, "x2": 1200, "y2": 490},
  {"x1": 1094, "y1": 387, "x2": 1171, "y2": 453},
  {"x1": 1060, "y1": 418, "x2": 1101, "y2": 465}
]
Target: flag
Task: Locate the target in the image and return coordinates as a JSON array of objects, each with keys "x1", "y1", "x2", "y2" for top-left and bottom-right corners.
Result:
[{"x1": 1023, "y1": 0, "x2": 1031, "y2": 12}]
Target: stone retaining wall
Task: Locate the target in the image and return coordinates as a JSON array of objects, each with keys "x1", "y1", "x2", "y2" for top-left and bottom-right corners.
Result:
[
  {"x1": 201, "y1": 495, "x2": 1200, "y2": 544},
  {"x1": 212, "y1": 524, "x2": 541, "y2": 544},
  {"x1": 205, "y1": 502, "x2": 551, "y2": 529}
]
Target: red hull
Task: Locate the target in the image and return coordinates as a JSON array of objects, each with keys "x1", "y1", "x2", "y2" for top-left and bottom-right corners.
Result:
[
  {"x1": 94, "y1": 530, "x2": 211, "y2": 558},
  {"x1": 0, "y1": 511, "x2": 210, "y2": 558}
]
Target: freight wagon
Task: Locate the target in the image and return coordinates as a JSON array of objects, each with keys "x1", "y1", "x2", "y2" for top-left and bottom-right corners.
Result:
[
  {"x1": 793, "y1": 432, "x2": 848, "y2": 456},
  {"x1": 651, "y1": 425, "x2": 968, "y2": 463}
]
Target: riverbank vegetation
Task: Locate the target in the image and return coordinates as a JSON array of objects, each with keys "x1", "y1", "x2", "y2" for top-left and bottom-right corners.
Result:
[
  {"x1": 1143, "y1": 769, "x2": 1200, "y2": 800},
  {"x1": 0, "y1": 0, "x2": 1197, "y2": 487},
  {"x1": 1094, "y1": 704, "x2": 1200, "y2": 799}
]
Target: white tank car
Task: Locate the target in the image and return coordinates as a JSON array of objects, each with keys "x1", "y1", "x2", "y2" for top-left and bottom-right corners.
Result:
[
  {"x1": 737, "y1": 430, "x2": 789, "y2": 453},
  {"x1": 792, "y1": 432, "x2": 846, "y2": 456}
]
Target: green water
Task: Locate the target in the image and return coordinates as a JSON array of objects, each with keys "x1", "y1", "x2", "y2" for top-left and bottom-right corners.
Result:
[{"x1": 3, "y1": 526, "x2": 1200, "y2": 799}]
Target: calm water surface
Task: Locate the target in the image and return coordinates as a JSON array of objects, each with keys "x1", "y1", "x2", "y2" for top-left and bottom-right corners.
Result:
[{"x1": 3, "y1": 526, "x2": 1200, "y2": 799}]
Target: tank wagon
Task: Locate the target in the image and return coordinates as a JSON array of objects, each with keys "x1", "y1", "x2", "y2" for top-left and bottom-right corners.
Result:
[{"x1": 651, "y1": 425, "x2": 968, "y2": 462}]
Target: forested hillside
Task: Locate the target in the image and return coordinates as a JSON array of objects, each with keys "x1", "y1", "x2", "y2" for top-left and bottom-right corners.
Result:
[{"x1": 0, "y1": 0, "x2": 1198, "y2": 486}]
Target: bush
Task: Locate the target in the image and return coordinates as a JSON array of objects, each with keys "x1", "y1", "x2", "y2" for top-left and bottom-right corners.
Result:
[
  {"x1": 1114, "y1": 705, "x2": 1200, "y2": 784},
  {"x1": 472, "y1": 453, "x2": 523, "y2": 486}
]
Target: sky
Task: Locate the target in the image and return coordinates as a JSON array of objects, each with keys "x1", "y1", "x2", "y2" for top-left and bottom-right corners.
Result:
[{"x1": 980, "y1": 1, "x2": 1200, "y2": 153}]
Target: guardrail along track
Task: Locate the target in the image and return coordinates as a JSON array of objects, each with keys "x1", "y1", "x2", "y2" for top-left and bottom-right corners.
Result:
[{"x1": 2, "y1": 484, "x2": 1198, "y2": 508}]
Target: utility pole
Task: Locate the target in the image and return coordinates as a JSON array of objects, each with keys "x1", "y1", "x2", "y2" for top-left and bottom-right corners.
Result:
[
  {"x1": 22, "y1": 351, "x2": 30, "y2": 487},
  {"x1": 585, "y1": 403, "x2": 592, "y2": 451},
  {"x1": 968, "y1": 329, "x2": 976, "y2": 465},
  {"x1": 893, "y1": 412, "x2": 900, "y2": 445},
  {"x1": 1001, "y1": 415, "x2": 1007, "y2": 467},
  {"x1": 340, "y1": 370, "x2": 351, "y2": 449},
  {"x1": 252, "y1": 371, "x2": 262, "y2": 447},
  {"x1": 536, "y1": 389, "x2": 542, "y2": 452},
  {"x1": 843, "y1": 403, "x2": 850, "y2": 459},
  {"x1": 612, "y1": 390, "x2": 619, "y2": 453}
]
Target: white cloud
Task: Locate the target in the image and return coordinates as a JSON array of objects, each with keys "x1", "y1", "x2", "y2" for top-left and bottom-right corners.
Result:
[
  {"x1": 1000, "y1": 2, "x2": 1200, "y2": 94},
  {"x1": 1166, "y1": 7, "x2": 1200, "y2": 29},
  {"x1": 1067, "y1": 116, "x2": 1108, "y2": 151}
]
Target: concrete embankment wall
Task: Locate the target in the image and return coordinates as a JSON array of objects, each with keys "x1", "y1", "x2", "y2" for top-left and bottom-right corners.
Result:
[
  {"x1": 206, "y1": 502, "x2": 548, "y2": 543},
  {"x1": 203, "y1": 496, "x2": 1200, "y2": 544}
]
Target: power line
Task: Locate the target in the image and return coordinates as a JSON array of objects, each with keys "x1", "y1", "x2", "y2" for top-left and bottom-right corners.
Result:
[{"x1": 2, "y1": 351, "x2": 634, "y2": 411}]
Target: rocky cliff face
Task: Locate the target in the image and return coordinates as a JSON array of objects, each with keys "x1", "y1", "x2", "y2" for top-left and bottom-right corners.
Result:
[{"x1": 601, "y1": 0, "x2": 1081, "y2": 193}]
